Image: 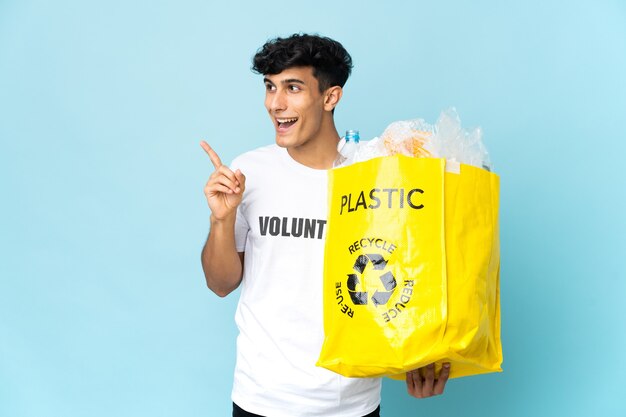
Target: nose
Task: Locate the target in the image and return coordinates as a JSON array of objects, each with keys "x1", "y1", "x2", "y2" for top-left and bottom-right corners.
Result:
[{"x1": 267, "y1": 89, "x2": 287, "y2": 113}]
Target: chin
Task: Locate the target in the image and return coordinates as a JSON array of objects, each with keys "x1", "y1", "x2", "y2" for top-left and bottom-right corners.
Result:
[{"x1": 275, "y1": 135, "x2": 295, "y2": 149}]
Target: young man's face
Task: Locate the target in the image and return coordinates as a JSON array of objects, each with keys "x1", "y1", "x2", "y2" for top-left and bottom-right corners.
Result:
[{"x1": 263, "y1": 66, "x2": 330, "y2": 149}]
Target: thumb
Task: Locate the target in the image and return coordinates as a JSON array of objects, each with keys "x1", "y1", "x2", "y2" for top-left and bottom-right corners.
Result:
[{"x1": 235, "y1": 169, "x2": 246, "y2": 190}]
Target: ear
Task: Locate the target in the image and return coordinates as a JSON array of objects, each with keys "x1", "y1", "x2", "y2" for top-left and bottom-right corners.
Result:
[{"x1": 323, "y1": 86, "x2": 343, "y2": 112}]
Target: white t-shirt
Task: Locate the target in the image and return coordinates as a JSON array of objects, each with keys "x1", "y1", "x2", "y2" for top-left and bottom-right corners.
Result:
[{"x1": 229, "y1": 144, "x2": 381, "y2": 417}]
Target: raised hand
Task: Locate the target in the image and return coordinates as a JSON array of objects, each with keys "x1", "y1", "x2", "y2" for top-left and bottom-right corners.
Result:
[{"x1": 201, "y1": 141, "x2": 246, "y2": 221}]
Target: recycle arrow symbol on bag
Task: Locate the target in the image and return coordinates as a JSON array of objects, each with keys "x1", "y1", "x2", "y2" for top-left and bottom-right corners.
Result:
[{"x1": 347, "y1": 254, "x2": 397, "y2": 306}]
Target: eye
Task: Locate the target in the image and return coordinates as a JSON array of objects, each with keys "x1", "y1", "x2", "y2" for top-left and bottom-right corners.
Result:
[
  {"x1": 265, "y1": 83, "x2": 276, "y2": 92},
  {"x1": 288, "y1": 84, "x2": 301, "y2": 92}
]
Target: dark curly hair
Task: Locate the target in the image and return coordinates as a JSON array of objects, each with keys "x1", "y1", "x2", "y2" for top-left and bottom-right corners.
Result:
[{"x1": 252, "y1": 33, "x2": 353, "y2": 92}]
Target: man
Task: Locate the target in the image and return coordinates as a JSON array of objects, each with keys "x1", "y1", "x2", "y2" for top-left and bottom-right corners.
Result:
[{"x1": 200, "y1": 34, "x2": 450, "y2": 417}]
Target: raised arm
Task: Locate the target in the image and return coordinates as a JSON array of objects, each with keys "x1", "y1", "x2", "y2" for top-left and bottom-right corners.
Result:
[{"x1": 200, "y1": 141, "x2": 247, "y2": 297}]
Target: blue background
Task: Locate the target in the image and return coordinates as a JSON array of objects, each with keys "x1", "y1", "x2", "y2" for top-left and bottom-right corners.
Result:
[{"x1": 1, "y1": 0, "x2": 625, "y2": 416}]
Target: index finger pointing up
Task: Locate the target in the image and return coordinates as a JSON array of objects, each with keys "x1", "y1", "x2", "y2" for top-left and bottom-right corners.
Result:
[{"x1": 200, "y1": 140, "x2": 223, "y2": 169}]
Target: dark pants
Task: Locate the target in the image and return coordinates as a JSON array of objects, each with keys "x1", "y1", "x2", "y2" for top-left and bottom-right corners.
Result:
[{"x1": 233, "y1": 402, "x2": 381, "y2": 417}]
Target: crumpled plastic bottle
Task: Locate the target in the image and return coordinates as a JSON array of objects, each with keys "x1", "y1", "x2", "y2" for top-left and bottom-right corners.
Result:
[
  {"x1": 336, "y1": 108, "x2": 492, "y2": 171},
  {"x1": 433, "y1": 108, "x2": 492, "y2": 171}
]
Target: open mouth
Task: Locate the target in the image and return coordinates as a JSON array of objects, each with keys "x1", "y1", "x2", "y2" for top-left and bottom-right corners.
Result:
[{"x1": 276, "y1": 117, "x2": 298, "y2": 130}]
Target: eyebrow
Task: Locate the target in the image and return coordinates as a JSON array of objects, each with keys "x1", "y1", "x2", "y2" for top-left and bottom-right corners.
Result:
[
  {"x1": 282, "y1": 78, "x2": 305, "y2": 85},
  {"x1": 263, "y1": 77, "x2": 306, "y2": 85}
]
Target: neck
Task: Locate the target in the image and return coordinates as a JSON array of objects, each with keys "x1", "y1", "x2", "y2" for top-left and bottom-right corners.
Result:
[{"x1": 287, "y1": 119, "x2": 340, "y2": 170}]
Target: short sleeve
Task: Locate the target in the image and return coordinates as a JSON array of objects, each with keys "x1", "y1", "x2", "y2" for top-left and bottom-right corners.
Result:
[
  {"x1": 234, "y1": 205, "x2": 249, "y2": 252},
  {"x1": 230, "y1": 156, "x2": 249, "y2": 252}
]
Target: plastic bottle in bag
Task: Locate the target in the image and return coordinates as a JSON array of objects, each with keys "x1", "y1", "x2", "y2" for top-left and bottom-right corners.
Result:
[{"x1": 334, "y1": 129, "x2": 360, "y2": 167}]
